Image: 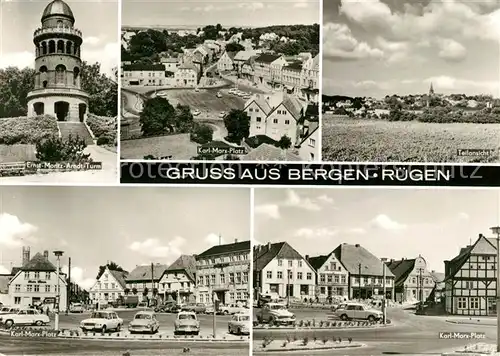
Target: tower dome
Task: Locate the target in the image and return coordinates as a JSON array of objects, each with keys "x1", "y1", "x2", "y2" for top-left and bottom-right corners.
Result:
[{"x1": 41, "y1": 0, "x2": 74, "y2": 22}]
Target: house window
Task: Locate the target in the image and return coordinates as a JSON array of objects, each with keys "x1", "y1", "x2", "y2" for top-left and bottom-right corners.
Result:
[
  {"x1": 27, "y1": 285, "x2": 33, "y2": 293},
  {"x1": 211, "y1": 274, "x2": 216, "y2": 285},
  {"x1": 14, "y1": 297, "x2": 20, "y2": 305},
  {"x1": 278, "y1": 259, "x2": 283, "y2": 267},
  {"x1": 298, "y1": 260, "x2": 302, "y2": 267},
  {"x1": 34, "y1": 285, "x2": 39, "y2": 293},
  {"x1": 46, "y1": 272, "x2": 51, "y2": 280},
  {"x1": 341, "y1": 275, "x2": 346, "y2": 284},
  {"x1": 45, "y1": 285, "x2": 50, "y2": 292},
  {"x1": 285, "y1": 120, "x2": 290, "y2": 125},
  {"x1": 457, "y1": 297, "x2": 467, "y2": 309},
  {"x1": 15, "y1": 284, "x2": 20, "y2": 292},
  {"x1": 249, "y1": 108, "x2": 253, "y2": 112},
  {"x1": 24, "y1": 272, "x2": 29, "y2": 280},
  {"x1": 34, "y1": 272, "x2": 40, "y2": 279},
  {"x1": 288, "y1": 260, "x2": 293, "y2": 267},
  {"x1": 229, "y1": 273, "x2": 234, "y2": 284},
  {"x1": 320, "y1": 274, "x2": 325, "y2": 283},
  {"x1": 306, "y1": 273, "x2": 312, "y2": 280},
  {"x1": 236, "y1": 272, "x2": 242, "y2": 284},
  {"x1": 256, "y1": 117, "x2": 262, "y2": 122},
  {"x1": 327, "y1": 275, "x2": 333, "y2": 283},
  {"x1": 309, "y1": 138, "x2": 316, "y2": 147},
  {"x1": 277, "y1": 271, "x2": 283, "y2": 279},
  {"x1": 334, "y1": 275, "x2": 340, "y2": 283},
  {"x1": 243, "y1": 271, "x2": 248, "y2": 283},
  {"x1": 297, "y1": 272, "x2": 303, "y2": 280},
  {"x1": 220, "y1": 274, "x2": 225, "y2": 284},
  {"x1": 273, "y1": 119, "x2": 278, "y2": 124}
]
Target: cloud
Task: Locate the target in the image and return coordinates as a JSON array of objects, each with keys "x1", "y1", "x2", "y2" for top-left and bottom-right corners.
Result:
[
  {"x1": 436, "y1": 38, "x2": 467, "y2": 62},
  {"x1": 239, "y1": 2, "x2": 265, "y2": 10},
  {"x1": 204, "y1": 233, "x2": 226, "y2": 246},
  {"x1": 317, "y1": 195, "x2": 334, "y2": 204},
  {"x1": 0, "y1": 51, "x2": 34, "y2": 69},
  {"x1": 255, "y1": 204, "x2": 281, "y2": 219},
  {"x1": 293, "y1": 0, "x2": 309, "y2": 8},
  {"x1": 0, "y1": 213, "x2": 38, "y2": 247},
  {"x1": 345, "y1": 227, "x2": 366, "y2": 235},
  {"x1": 294, "y1": 227, "x2": 338, "y2": 240},
  {"x1": 371, "y1": 214, "x2": 406, "y2": 231},
  {"x1": 424, "y1": 76, "x2": 499, "y2": 93},
  {"x1": 62, "y1": 265, "x2": 95, "y2": 290},
  {"x1": 83, "y1": 36, "x2": 101, "y2": 46},
  {"x1": 458, "y1": 212, "x2": 470, "y2": 220},
  {"x1": 82, "y1": 41, "x2": 119, "y2": 77},
  {"x1": 129, "y1": 236, "x2": 185, "y2": 259},
  {"x1": 284, "y1": 190, "x2": 321, "y2": 211},
  {"x1": 323, "y1": 22, "x2": 384, "y2": 61}
]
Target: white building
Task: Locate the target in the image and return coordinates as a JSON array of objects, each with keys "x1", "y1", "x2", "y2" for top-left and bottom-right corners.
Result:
[
  {"x1": 122, "y1": 64, "x2": 166, "y2": 86},
  {"x1": 89, "y1": 266, "x2": 127, "y2": 306},
  {"x1": 217, "y1": 51, "x2": 236, "y2": 72},
  {"x1": 8, "y1": 251, "x2": 67, "y2": 311},
  {"x1": 195, "y1": 240, "x2": 251, "y2": 306},
  {"x1": 174, "y1": 63, "x2": 199, "y2": 87},
  {"x1": 308, "y1": 252, "x2": 350, "y2": 300},
  {"x1": 158, "y1": 255, "x2": 196, "y2": 304},
  {"x1": 296, "y1": 120, "x2": 319, "y2": 161},
  {"x1": 125, "y1": 264, "x2": 168, "y2": 302},
  {"x1": 254, "y1": 242, "x2": 316, "y2": 300},
  {"x1": 160, "y1": 57, "x2": 180, "y2": 73}
]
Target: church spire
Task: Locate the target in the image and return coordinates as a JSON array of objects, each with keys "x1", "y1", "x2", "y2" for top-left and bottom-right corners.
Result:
[{"x1": 429, "y1": 82, "x2": 434, "y2": 95}]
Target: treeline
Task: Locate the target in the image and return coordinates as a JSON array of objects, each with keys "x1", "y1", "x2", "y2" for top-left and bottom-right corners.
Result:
[{"x1": 381, "y1": 107, "x2": 500, "y2": 124}]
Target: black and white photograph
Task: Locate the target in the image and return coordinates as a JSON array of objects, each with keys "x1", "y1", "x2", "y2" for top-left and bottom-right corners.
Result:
[
  {"x1": 253, "y1": 188, "x2": 500, "y2": 355},
  {"x1": 0, "y1": 0, "x2": 118, "y2": 183},
  {"x1": 120, "y1": 0, "x2": 320, "y2": 161},
  {"x1": 0, "y1": 186, "x2": 251, "y2": 355},
  {"x1": 322, "y1": 0, "x2": 500, "y2": 163}
]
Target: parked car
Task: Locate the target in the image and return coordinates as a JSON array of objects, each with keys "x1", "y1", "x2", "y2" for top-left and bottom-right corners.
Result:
[
  {"x1": 256, "y1": 303, "x2": 295, "y2": 325},
  {"x1": 257, "y1": 292, "x2": 280, "y2": 308},
  {"x1": 0, "y1": 308, "x2": 50, "y2": 328},
  {"x1": 69, "y1": 303, "x2": 84, "y2": 313},
  {"x1": 332, "y1": 302, "x2": 348, "y2": 311},
  {"x1": 216, "y1": 91, "x2": 222, "y2": 98},
  {"x1": 174, "y1": 311, "x2": 200, "y2": 335},
  {"x1": 228, "y1": 88, "x2": 237, "y2": 95},
  {"x1": 193, "y1": 109, "x2": 201, "y2": 116},
  {"x1": 0, "y1": 306, "x2": 19, "y2": 315},
  {"x1": 128, "y1": 310, "x2": 160, "y2": 334},
  {"x1": 80, "y1": 310, "x2": 123, "y2": 333},
  {"x1": 334, "y1": 302, "x2": 383, "y2": 322},
  {"x1": 194, "y1": 87, "x2": 200, "y2": 92},
  {"x1": 205, "y1": 304, "x2": 215, "y2": 314},
  {"x1": 228, "y1": 311, "x2": 250, "y2": 335},
  {"x1": 137, "y1": 302, "x2": 148, "y2": 309},
  {"x1": 182, "y1": 303, "x2": 206, "y2": 314},
  {"x1": 218, "y1": 111, "x2": 226, "y2": 118},
  {"x1": 219, "y1": 303, "x2": 248, "y2": 315}
]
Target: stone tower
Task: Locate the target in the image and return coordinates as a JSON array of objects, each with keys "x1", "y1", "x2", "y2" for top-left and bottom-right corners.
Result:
[
  {"x1": 426, "y1": 82, "x2": 435, "y2": 107},
  {"x1": 26, "y1": 0, "x2": 89, "y2": 122}
]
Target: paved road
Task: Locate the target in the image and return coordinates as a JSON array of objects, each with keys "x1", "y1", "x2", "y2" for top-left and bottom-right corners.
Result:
[
  {"x1": 53, "y1": 309, "x2": 232, "y2": 337},
  {"x1": 254, "y1": 307, "x2": 496, "y2": 355},
  {"x1": 0, "y1": 333, "x2": 247, "y2": 355}
]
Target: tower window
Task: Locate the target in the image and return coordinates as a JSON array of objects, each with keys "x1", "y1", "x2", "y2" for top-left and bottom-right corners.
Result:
[
  {"x1": 48, "y1": 40, "x2": 55, "y2": 54},
  {"x1": 57, "y1": 40, "x2": 64, "y2": 54},
  {"x1": 55, "y1": 65, "x2": 66, "y2": 84},
  {"x1": 39, "y1": 66, "x2": 47, "y2": 73},
  {"x1": 41, "y1": 42, "x2": 47, "y2": 55},
  {"x1": 57, "y1": 20, "x2": 63, "y2": 28},
  {"x1": 66, "y1": 42, "x2": 72, "y2": 55},
  {"x1": 73, "y1": 67, "x2": 80, "y2": 86}
]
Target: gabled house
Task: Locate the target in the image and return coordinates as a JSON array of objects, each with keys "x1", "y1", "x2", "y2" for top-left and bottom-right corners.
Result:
[
  {"x1": 307, "y1": 252, "x2": 349, "y2": 301},
  {"x1": 158, "y1": 255, "x2": 196, "y2": 304},
  {"x1": 217, "y1": 51, "x2": 237, "y2": 72},
  {"x1": 254, "y1": 242, "x2": 316, "y2": 300},
  {"x1": 125, "y1": 263, "x2": 169, "y2": 302},
  {"x1": 89, "y1": 266, "x2": 127, "y2": 306},
  {"x1": 332, "y1": 243, "x2": 395, "y2": 300},
  {"x1": 386, "y1": 255, "x2": 435, "y2": 303},
  {"x1": 233, "y1": 50, "x2": 261, "y2": 72},
  {"x1": 296, "y1": 119, "x2": 319, "y2": 161},
  {"x1": 174, "y1": 62, "x2": 200, "y2": 87},
  {"x1": 444, "y1": 233, "x2": 497, "y2": 316},
  {"x1": 253, "y1": 53, "x2": 286, "y2": 86}
]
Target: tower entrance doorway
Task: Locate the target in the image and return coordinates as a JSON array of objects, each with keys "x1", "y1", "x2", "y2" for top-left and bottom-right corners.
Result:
[
  {"x1": 78, "y1": 103, "x2": 87, "y2": 122},
  {"x1": 54, "y1": 101, "x2": 69, "y2": 121},
  {"x1": 33, "y1": 102, "x2": 44, "y2": 115}
]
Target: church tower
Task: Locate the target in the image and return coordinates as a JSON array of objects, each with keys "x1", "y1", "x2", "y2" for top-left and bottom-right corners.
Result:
[
  {"x1": 26, "y1": 0, "x2": 89, "y2": 122},
  {"x1": 429, "y1": 82, "x2": 434, "y2": 96},
  {"x1": 426, "y1": 82, "x2": 435, "y2": 107}
]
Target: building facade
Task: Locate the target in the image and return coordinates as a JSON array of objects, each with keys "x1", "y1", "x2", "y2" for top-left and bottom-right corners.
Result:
[
  {"x1": 8, "y1": 250, "x2": 67, "y2": 311},
  {"x1": 217, "y1": 51, "x2": 236, "y2": 72},
  {"x1": 253, "y1": 54, "x2": 284, "y2": 86},
  {"x1": 27, "y1": 0, "x2": 89, "y2": 122},
  {"x1": 296, "y1": 121, "x2": 319, "y2": 161},
  {"x1": 125, "y1": 264, "x2": 168, "y2": 302},
  {"x1": 158, "y1": 255, "x2": 196, "y2": 304},
  {"x1": 174, "y1": 63, "x2": 199, "y2": 87},
  {"x1": 89, "y1": 266, "x2": 127, "y2": 306},
  {"x1": 308, "y1": 252, "x2": 349, "y2": 301},
  {"x1": 195, "y1": 240, "x2": 251, "y2": 306},
  {"x1": 254, "y1": 242, "x2": 316, "y2": 300},
  {"x1": 444, "y1": 234, "x2": 498, "y2": 316},
  {"x1": 122, "y1": 64, "x2": 166, "y2": 86}
]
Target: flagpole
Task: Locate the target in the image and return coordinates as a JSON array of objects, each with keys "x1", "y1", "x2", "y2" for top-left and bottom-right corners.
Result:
[{"x1": 213, "y1": 291, "x2": 217, "y2": 338}]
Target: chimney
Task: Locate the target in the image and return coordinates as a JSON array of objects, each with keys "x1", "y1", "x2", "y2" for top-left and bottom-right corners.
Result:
[
  {"x1": 355, "y1": 244, "x2": 360, "y2": 248},
  {"x1": 234, "y1": 238, "x2": 238, "y2": 243},
  {"x1": 43, "y1": 250, "x2": 49, "y2": 261},
  {"x1": 267, "y1": 242, "x2": 271, "y2": 251},
  {"x1": 305, "y1": 255, "x2": 309, "y2": 261},
  {"x1": 390, "y1": 259, "x2": 394, "y2": 263},
  {"x1": 22, "y1": 247, "x2": 30, "y2": 266},
  {"x1": 444, "y1": 260, "x2": 450, "y2": 276}
]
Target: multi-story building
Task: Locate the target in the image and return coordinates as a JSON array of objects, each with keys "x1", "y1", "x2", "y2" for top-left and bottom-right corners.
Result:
[
  {"x1": 386, "y1": 255, "x2": 436, "y2": 303},
  {"x1": 296, "y1": 120, "x2": 319, "y2": 161},
  {"x1": 253, "y1": 53, "x2": 286, "y2": 86},
  {"x1": 158, "y1": 255, "x2": 196, "y2": 304},
  {"x1": 241, "y1": 57, "x2": 256, "y2": 80},
  {"x1": 125, "y1": 264, "x2": 168, "y2": 301},
  {"x1": 217, "y1": 51, "x2": 236, "y2": 72},
  {"x1": 307, "y1": 251, "x2": 349, "y2": 300},
  {"x1": 281, "y1": 61, "x2": 303, "y2": 96},
  {"x1": 8, "y1": 250, "x2": 67, "y2": 311},
  {"x1": 122, "y1": 64, "x2": 166, "y2": 86},
  {"x1": 160, "y1": 57, "x2": 180, "y2": 73},
  {"x1": 88, "y1": 266, "x2": 127, "y2": 306},
  {"x1": 254, "y1": 242, "x2": 316, "y2": 300},
  {"x1": 444, "y1": 234, "x2": 498, "y2": 316},
  {"x1": 195, "y1": 240, "x2": 250, "y2": 306},
  {"x1": 233, "y1": 50, "x2": 261, "y2": 73},
  {"x1": 300, "y1": 54, "x2": 319, "y2": 103},
  {"x1": 333, "y1": 243, "x2": 395, "y2": 299},
  {"x1": 174, "y1": 63, "x2": 199, "y2": 87}
]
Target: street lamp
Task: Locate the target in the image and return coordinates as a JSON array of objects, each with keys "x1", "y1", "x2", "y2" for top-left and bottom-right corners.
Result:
[
  {"x1": 53, "y1": 251, "x2": 64, "y2": 331},
  {"x1": 380, "y1": 258, "x2": 387, "y2": 325},
  {"x1": 287, "y1": 269, "x2": 291, "y2": 308},
  {"x1": 490, "y1": 226, "x2": 500, "y2": 352}
]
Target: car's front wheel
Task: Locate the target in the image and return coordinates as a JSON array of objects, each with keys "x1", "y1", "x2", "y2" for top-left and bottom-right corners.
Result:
[
  {"x1": 116, "y1": 324, "x2": 121, "y2": 332},
  {"x1": 340, "y1": 314, "x2": 349, "y2": 321},
  {"x1": 35, "y1": 320, "x2": 43, "y2": 326},
  {"x1": 4, "y1": 320, "x2": 13, "y2": 328},
  {"x1": 101, "y1": 325, "x2": 107, "y2": 333},
  {"x1": 367, "y1": 315, "x2": 375, "y2": 322}
]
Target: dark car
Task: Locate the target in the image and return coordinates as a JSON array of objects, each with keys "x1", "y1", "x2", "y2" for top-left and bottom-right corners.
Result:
[{"x1": 182, "y1": 303, "x2": 206, "y2": 314}]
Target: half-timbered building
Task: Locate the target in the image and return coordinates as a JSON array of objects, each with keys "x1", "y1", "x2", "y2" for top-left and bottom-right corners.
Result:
[{"x1": 444, "y1": 234, "x2": 498, "y2": 316}]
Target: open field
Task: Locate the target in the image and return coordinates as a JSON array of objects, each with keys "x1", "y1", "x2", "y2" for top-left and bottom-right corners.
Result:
[{"x1": 322, "y1": 115, "x2": 500, "y2": 163}]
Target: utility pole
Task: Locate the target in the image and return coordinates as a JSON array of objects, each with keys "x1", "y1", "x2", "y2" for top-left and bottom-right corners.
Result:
[
  {"x1": 490, "y1": 226, "x2": 500, "y2": 352},
  {"x1": 53, "y1": 251, "x2": 64, "y2": 331},
  {"x1": 287, "y1": 269, "x2": 291, "y2": 308},
  {"x1": 212, "y1": 291, "x2": 217, "y2": 339},
  {"x1": 358, "y1": 263, "x2": 362, "y2": 300},
  {"x1": 67, "y1": 257, "x2": 71, "y2": 314},
  {"x1": 381, "y1": 258, "x2": 387, "y2": 325},
  {"x1": 419, "y1": 268, "x2": 424, "y2": 302},
  {"x1": 151, "y1": 263, "x2": 154, "y2": 307}
]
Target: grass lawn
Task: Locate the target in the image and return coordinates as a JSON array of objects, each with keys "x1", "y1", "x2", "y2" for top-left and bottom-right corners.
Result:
[{"x1": 322, "y1": 115, "x2": 500, "y2": 163}]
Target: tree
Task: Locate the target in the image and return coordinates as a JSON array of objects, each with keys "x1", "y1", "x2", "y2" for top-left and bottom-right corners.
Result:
[
  {"x1": 80, "y1": 61, "x2": 118, "y2": 117},
  {"x1": 124, "y1": 288, "x2": 130, "y2": 295},
  {"x1": 174, "y1": 104, "x2": 194, "y2": 133},
  {"x1": 96, "y1": 262, "x2": 126, "y2": 280},
  {"x1": 140, "y1": 96, "x2": 175, "y2": 136},
  {"x1": 277, "y1": 135, "x2": 292, "y2": 149},
  {"x1": 225, "y1": 42, "x2": 245, "y2": 52},
  {"x1": 36, "y1": 134, "x2": 90, "y2": 162},
  {"x1": 191, "y1": 123, "x2": 213, "y2": 144},
  {"x1": 0, "y1": 67, "x2": 36, "y2": 117},
  {"x1": 223, "y1": 109, "x2": 250, "y2": 144},
  {"x1": 132, "y1": 288, "x2": 138, "y2": 295}
]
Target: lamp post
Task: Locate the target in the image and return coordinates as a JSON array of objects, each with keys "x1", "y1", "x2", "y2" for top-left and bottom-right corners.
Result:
[
  {"x1": 53, "y1": 251, "x2": 64, "y2": 331},
  {"x1": 287, "y1": 269, "x2": 291, "y2": 308},
  {"x1": 380, "y1": 258, "x2": 387, "y2": 325},
  {"x1": 490, "y1": 226, "x2": 500, "y2": 352},
  {"x1": 358, "y1": 263, "x2": 362, "y2": 300}
]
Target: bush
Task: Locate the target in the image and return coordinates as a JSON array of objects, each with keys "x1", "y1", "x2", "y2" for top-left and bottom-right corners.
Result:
[
  {"x1": 36, "y1": 134, "x2": 90, "y2": 162},
  {"x1": 96, "y1": 136, "x2": 111, "y2": 145},
  {"x1": 86, "y1": 114, "x2": 117, "y2": 145},
  {"x1": 0, "y1": 115, "x2": 58, "y2": 144},
  {"x1": 190, "y1": 123, "x2": 213, "y2": 144}
]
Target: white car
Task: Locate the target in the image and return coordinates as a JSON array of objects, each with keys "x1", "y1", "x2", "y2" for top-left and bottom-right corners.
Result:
[
  {"x1": 228, "y1": 311, "x2": 250, "y2": 335},
  {"x1": 256, "y1": 303, "x2": 295, "y2": 325},
  {"x1": 334, "y1": 302, "x2": 383, "y2": 322},
  {"x1": 219, "y1": 111, "x2": 226, "y2": 118},
  {"x1": 80, "y1": 310, "x2": 123, "y2": 333},
  {"x1": 219, "y1": 303, "x2": 248, "y2": 315},
  {"x1": 228, "y1": 88, "x2": 237, "y2": 95},
  {"x1": 0, "y1": 308, "x2": 50, "y2": 328},
  {"x1": 216, "y1": 91, "x2": 222, "y2": 98},
  {"x1": 174, "y1": 311, "x2": 200, "y2": 335},
  {"x1": 0, "y1": 306, "x2": 19, "y2": 315},
  {"x1": 193, "y1": 109, "x2": 201, "y2": 116},
  {"x1": 194, "y1": 87, "x2": 200, "y2": 92},
  {"x1": 69, "y1": 303, "x2": 84, "y2": 313}
]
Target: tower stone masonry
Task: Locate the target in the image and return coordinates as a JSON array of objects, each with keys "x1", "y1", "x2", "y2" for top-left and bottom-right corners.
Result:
[{"x1": 26, "y1": 0, "x2": 89, "y2": 122}]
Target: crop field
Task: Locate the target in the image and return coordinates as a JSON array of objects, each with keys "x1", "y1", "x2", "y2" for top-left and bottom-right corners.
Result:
[{"x1": 322, "y1": 115, "x2": 500, "y2": 163}]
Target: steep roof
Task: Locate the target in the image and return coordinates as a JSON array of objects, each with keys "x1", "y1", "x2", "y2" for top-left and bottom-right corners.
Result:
[
  {"x1": 108, "y1": 269, "x2": 127, "y2": 289},
  {"x1": 22, "y1": 253, "x2": 56, "y2": 272},
  {"x1": 196, "y1": 240, "x2": 250, "y2": 259},
  {"x1": 126, "y1": 264, "x2": 168, "y2": 282},
  {"x1": 284, "y1": 61, "x2": 303, "y2": 71},
  {"x1": 225, "y1": 51, "x2": 237, "y2": 60},
  {"x1": 254, "y1": 242, "x2": 312, "y2": 272},
  {"x1": 254, "y1": 53, "x2": 282, "y2": 64},
  {"x1": 430, "y1": 271, "x2": 445, "y2": 283},
  {"x1": 244, "y1": 94, "x2": 272, "y2": 115},
  {"x1": 307, "y1": 254, "x2": 331, "y2": 272},
  {"x1": 242, "y1": 143, "x2": 302, "y2": 161},
  {"x1": 234, "y1": 50, "x2": 260, "y2": 61},
  {"x1": 386, "y1": 259, "x2": 416, "y2": 287},
  {"x1": 167, "y1": 255, "x2": 196, "y2": 282},
  {"x1": 333, "y1": 243, "x2": 394, "y2": 277},
  {"x1": 280, "y1": 95, "x2": 306, "y2": 121}
]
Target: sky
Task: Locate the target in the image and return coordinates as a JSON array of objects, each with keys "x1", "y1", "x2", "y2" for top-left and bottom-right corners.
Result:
[
  {"x1": 0, "y1": 0, "x2": 119, "y2": 76},
  {"x1": 122, "y1": 0, "x2": 320, "y2": 27},
  {"x1": 0, "y1": 187, "x2": 250, "y2": 290},
  {"x1": 254, "y1": 188, "x2": 500, "y2": 274},
  {"x1": 323, "y1": 0, "x2": 500, "y2": 98}
]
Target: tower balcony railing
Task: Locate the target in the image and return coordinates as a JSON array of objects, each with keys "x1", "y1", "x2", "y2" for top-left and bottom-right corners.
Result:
[{"x1": 34, "y1": 27, "x2": 82, "y2": 38}]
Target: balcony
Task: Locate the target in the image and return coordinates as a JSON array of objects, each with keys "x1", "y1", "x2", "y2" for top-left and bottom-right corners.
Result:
[{"x1": 34, "y1": 27, "x2": 82, "y2": 38}]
